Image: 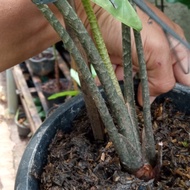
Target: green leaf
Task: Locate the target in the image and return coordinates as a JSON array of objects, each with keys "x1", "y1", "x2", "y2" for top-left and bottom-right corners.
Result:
[
  {"x1": 33, "y1": 97, "x2": 41, "y2": 106},
  {"x1": 181, "y1": 141, "x2": 189, "y2": 147},
  {"x1": 36, "y1": 105, "x2": 42, "y2": 112},
  {"x1": 90, "y1": 0, "x2": 142, "y2": 31},
  {"x1": 38, "y1": 110, "x2": 46, "y2": 119},
  {"x1": 166, "y1": 0, "x2": 190, "y2": 9},
  {"x1": 90, "y1": 64, "x2": 97, "y2": 78},
  {"x1": 48, "y1": 90, "x2": 80, "y2": 100},
  {"x1": 70, "y1": 68, "x2": 81, "y2": 86}
]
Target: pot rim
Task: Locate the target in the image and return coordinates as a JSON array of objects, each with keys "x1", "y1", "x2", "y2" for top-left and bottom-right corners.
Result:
[
  {"x1": 15, "y1": 93, "x2": 84, "y2": 190},
  {"x1": 14, "y1": 83, "x2": 190, "y2": 190}
]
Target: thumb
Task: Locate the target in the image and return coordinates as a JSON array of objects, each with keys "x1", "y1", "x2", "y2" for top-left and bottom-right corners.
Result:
[
  {"x1": 137, "y1": 82, "x2": 157, "y2": 107},
  {"x1": 173, "y1": 54, "x2": 190, "y2": 86},
  {"x1": 169, "y1": 33, "x2": 190, "y2": 86}
]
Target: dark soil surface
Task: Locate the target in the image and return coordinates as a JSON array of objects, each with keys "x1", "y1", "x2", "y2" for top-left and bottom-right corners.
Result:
[{"x1": 40, "y1": 97, "x2": 190, "y2": 190}]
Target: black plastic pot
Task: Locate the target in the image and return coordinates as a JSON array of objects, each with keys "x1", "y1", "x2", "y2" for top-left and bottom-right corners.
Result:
[
  {"x1": 14, "y1": 83, "x2": 190, "y2": 190},
  {"x1": 15, "y1": 93, "x2": 84, "y2": 190},
  {"x1": 14, "y1": 107, "x2": 31, "y2": 138}
]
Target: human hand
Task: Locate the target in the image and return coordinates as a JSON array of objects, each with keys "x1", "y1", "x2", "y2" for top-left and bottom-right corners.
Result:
[
  {"x1": 1, "y1": 0, "x2": 189, "y2": 107},
  {"x1": 84, "y1": 1, "x2": 190, "y2": 106},
  {"x1": 136, "y1": 2, "x2": 190, "y2": 105}
]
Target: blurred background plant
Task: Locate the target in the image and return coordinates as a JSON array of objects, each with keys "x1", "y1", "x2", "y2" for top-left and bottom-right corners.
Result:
[{"x1": 166, "y1": 0, "x2": 190, "y2": 9}]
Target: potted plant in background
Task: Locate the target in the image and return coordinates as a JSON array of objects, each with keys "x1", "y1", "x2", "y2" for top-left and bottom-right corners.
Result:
[
  {"x1": 15, "y1": 0, "x2": 190, "y2": 189},
  {"x1": 14, "y1": 107, "x2": 31, "y2": 138},
  {"x1": 28, "y1": 47, "x2": 56, "y2": 76},
  {"x1": 166, "y1": 0, "x2": 190, "y2": 9},
  {"x1": 28, "y1": 44, "x2": 74, "y2": 111}
]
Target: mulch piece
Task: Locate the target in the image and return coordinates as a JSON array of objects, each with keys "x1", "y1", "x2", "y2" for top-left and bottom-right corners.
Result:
[{"x1": 40, "y1": 97, "x2": 190, "y2": 190}]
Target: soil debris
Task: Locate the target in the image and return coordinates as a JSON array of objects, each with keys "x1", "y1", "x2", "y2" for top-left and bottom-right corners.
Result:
[{"x1": 40, "y1": 97, "x2": 190, "y2": 190}]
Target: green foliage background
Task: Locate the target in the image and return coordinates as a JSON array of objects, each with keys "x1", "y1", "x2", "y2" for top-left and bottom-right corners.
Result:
[{"x1": 166, "y1": 0, "x2": 190, "y2": 9}]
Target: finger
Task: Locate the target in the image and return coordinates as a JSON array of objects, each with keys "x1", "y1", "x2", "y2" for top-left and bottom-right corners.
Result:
[
  {"x1": 137, "y1": 71, "x2": 175, "y2": 106},
  {"x1": 137, "y1": 53, "x2": 176, "y2": 106},
  {"x1": 169, "y1": 36, "x2": 190, "y2": 86},
  {"x1": 173, "y1": 53, "x2": 190, "y2": 86},
  {"x1": 137, "y1": 83, "x2": 157, "y2": 106}
]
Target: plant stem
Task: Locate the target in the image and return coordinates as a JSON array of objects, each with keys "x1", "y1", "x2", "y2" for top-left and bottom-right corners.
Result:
[
  {"x1": 122, "y1": 23, "x2": 139, "y2": 134},
  {"x1": 32, "y1": 3, "x2": 143, "y2": 172},
  {"x1": 133, "y1": 30, "x2": 156, "y2": 165},
  {"x1": 54, "y1": 0, "x2": 141, "y2": 150},
  {"x1": 81, "y1": 0, "x2": 123, "y2": 98},
  {"x1": 53, "y1": 45, "x2": 61, "y2": 91},
  {"x1": 66, "y1": 0, "x2": 105, "y2": 142}
]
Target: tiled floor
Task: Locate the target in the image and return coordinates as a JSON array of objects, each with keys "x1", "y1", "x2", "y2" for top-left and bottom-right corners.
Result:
[{"x1": 0, "y1": 71, "x2": 29, "y2": 190}]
